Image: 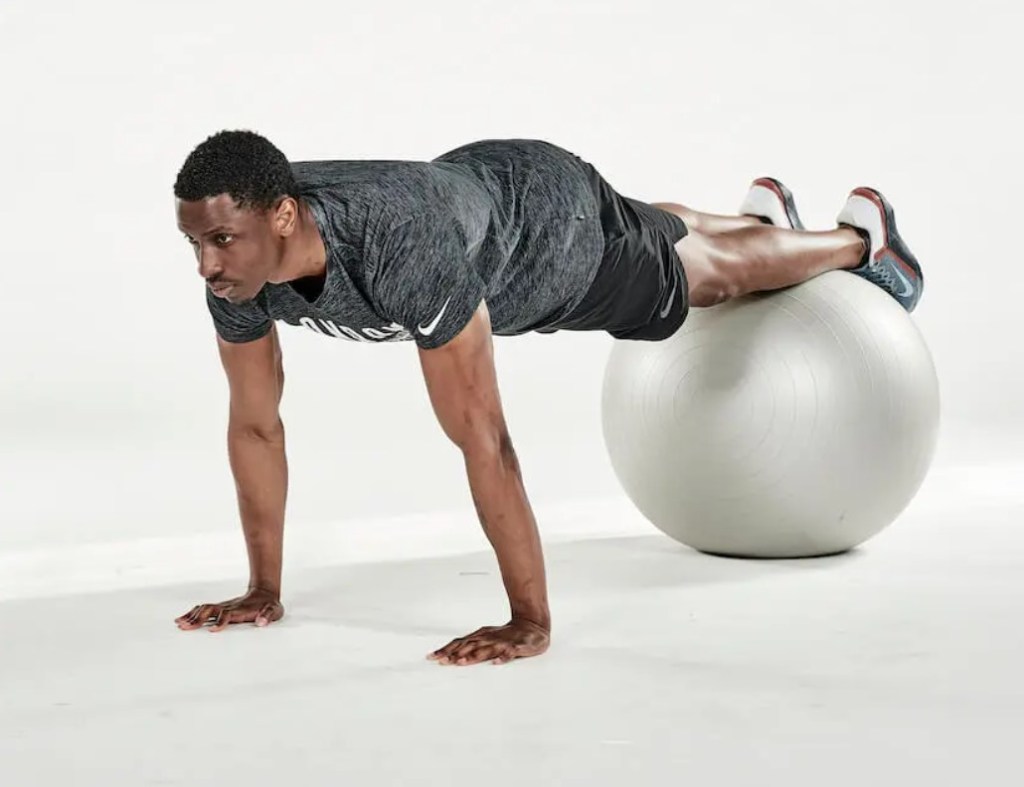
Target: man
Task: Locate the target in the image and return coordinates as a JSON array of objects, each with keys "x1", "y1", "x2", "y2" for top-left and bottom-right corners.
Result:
[{"x1": 173, "y1": 131, "x2": 923, "y2": 666}]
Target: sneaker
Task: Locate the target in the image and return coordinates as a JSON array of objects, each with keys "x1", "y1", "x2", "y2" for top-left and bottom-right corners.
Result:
[
  {"x1": 739, "y1": 176, "x2": 806, "y2": 230},
  {"x1": 836, "y1": 187, "x2": 923, "y2": 312}
]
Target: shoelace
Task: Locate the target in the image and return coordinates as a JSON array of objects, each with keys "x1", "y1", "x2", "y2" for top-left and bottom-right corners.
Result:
[{"x1": 864, "y1": 263, "x2": 899, "y2": 296}]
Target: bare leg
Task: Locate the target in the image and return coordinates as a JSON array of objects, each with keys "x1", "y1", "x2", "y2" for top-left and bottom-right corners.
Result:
[
  {"x1": 652, "y1": 202, "x2": 865, "y2": 308},
  {"x1": 651, "y1": 201, "x2": 762, "y2": 235}
]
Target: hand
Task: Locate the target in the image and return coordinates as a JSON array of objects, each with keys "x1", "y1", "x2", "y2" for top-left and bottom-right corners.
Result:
[
  {"x1": 427, "y1": 617, "x2": 550, "y2": 666},
  {"x1": 175, "y1": 587, "x2": 284, "y2": 632}
]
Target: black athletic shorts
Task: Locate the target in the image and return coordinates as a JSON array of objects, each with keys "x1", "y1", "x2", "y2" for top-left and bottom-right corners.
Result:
[{"x1": 541, "y1": 154, "x2": 690, "y2": 341}]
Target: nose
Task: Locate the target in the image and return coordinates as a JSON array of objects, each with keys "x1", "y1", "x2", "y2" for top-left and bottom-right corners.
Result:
[{"x1": 195, "y1": 246, "x2": 223, "y2": 282}]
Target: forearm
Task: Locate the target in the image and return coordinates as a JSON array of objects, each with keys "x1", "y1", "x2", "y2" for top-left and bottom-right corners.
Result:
[
  {"x1": 463, "y1": 440, "x2": 550, "y2": 630},
  {"x1": 227, "y1": 426, "x2": 288, "y2": 596}
]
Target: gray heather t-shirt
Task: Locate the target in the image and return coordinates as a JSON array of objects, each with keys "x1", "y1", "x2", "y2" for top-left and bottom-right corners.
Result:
[{"x1": 205, "y1": 139, "x2": 606, "y2": 349}]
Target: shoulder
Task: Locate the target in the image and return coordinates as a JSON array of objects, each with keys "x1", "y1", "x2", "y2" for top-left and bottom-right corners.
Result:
[
  {"x1": 295, "y1": 158, "x2": 479, "y2": 220},
  {"x1": 292, "y1": 158, "x2": 446, "y2": 205},
  {"x1": 205, "y1": 286, "x2": 273, "y2": 343}
]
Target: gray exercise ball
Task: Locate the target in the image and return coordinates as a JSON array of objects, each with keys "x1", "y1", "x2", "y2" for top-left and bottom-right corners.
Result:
[{"x1": 601, "y1": 270, "x2": 941, "y2": 558}]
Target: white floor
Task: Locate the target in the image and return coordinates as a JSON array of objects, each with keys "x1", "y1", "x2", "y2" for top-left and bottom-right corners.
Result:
[{"x1": 1, "y1": 465, "x2": 1022, "y2": 786}]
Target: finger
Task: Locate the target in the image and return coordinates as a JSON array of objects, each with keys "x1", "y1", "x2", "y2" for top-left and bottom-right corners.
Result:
[
  {"x1": 428, "y1": 624, "x2": 504, "y2": 662},
  {"x1": 254, "y1": 603, "x2": 279, "y2": 627},
  {"x1": 209, "y1": 607, "x2": 243, "y2": 632},
  {"x1": 489, "y1": 646, "x2": 520, "y2": 663},
  {"x1": 452, "y1": 639, "x2": 501, "y2": 665},
  {"x1": 441, "y1": 635, "x2": 491, "y2": 662},
  {"x1": 432, "y1": 642, "x2": 475, "y2": 664},
  {"x1": 449, "y1": 641, "x2": 480, "y2": 663},
  {"x1": 175, "y1": 605, "x2": 201, "y2": 624},
  {"x1": 194, "y1": 605, "x2": 219, "y2": 625},
  {"x1": 456, "y1": 643, "x2": 506, "y2": 666},
  {"x1": 192, "y1": 604, "x2": 215, "y2": 620},
  {"x1": 428, "y1": 636, "x2": 470, "y2": 661},
  {"x1": 179, "y1": 605, "x2": 215, "y2": 629},
  {"x1": 208, "y1": 610, "x2": 229, "y2": 632},
  {"x1": 428, "y1": 644, "x2": 460, "y2": 663},
  {"x1": 179, "y1": 604, "x2": 210, "y2": 624},
  {"x1": 431, "y1": 625, "x2": 497, "y2": 653}
]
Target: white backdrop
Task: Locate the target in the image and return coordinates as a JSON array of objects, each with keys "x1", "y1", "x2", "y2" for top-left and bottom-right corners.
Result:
[{"x1": 1, "y1": 0, "x2": 1021, "y2": 553}]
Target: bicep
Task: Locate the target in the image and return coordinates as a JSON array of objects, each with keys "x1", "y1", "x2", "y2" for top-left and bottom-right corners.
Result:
[
  {"x1": 417, "y1": 301, "x2": 506, "y2": 452},
  {"x1": 217, "y1": 323, "x2": 285, "y2": 436}
]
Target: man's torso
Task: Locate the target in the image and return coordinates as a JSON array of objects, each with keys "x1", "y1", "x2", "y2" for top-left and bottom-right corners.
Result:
[{"x1": 208, "y1": 139, "x2": 605, "y2": 345}]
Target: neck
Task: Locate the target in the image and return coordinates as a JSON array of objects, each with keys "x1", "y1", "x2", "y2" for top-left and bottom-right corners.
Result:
[{"x1": 279, "y1": 199, "x2": 327, "y2": 284}]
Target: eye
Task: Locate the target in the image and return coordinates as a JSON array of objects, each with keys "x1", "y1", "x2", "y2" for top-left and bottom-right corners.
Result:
[
  {"x1": 182, "y1": 234, "x2": 196, "y2": 245},
  {"x1": 215, "y1": 233, "x2": 233, "y2": 246}
]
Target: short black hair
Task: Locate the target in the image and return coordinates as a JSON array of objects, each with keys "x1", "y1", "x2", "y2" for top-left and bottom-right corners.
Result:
[{"x1": 173, "y1": 129, "x2": 298, "y2": 212}]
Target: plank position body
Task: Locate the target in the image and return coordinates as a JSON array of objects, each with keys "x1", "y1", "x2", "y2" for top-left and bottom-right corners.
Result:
[{"x1": 174, "y1": 132, "x2": 923, "y2": 666}]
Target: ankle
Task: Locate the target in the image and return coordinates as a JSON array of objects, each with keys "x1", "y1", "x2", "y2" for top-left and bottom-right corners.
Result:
[{"x1": 840, "y1": 225, "x2": 870, "y2": 268}]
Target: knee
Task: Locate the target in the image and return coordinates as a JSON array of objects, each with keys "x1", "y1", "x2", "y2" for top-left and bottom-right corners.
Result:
[
  {"x1": 690, "y1": 280, "x2": 738, "y2": 308},
  {"x1": 651, "y1": 201, "x2": 700, "y2": 230},
  {"x1": 689, "y1": 285, "x2": 730, "y2": 308}
]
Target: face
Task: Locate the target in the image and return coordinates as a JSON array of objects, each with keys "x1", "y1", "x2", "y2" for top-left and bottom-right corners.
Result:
[{"x1": 176, "y1": 194, "x2": 296, "y2": 304}]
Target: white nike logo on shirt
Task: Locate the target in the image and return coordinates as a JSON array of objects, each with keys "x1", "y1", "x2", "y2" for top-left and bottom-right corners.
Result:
[{"x1": 418, "y1": 296, "x2": 453, "y2": 336}]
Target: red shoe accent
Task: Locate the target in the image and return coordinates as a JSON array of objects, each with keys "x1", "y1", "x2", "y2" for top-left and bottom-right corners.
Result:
[
  {"x1": 851, "y1": 187, "x2": 890, "y2": 246},
  {"x1": 752, "y1": 177, "x2": 786, "y2": 203}
]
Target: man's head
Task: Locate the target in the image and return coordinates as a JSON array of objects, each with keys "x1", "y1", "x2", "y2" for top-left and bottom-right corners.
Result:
[{"x1": 174, "y1": 129, "x2": 302, "y2": 304}]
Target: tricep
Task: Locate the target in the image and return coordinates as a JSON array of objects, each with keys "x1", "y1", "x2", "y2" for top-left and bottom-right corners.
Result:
[
  {"x1": 217, "y1": 325, "x2": 285, "y2": 438},
  {"x1": 417, "y1": 301, "x2": 509, "y2": 455}
]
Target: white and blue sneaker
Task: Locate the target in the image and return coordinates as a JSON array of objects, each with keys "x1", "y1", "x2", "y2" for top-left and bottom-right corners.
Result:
[
  {"x1": 739, "y1": 176, "x2": 806, "y2": 230},
  {"x1": 836, "y1": 187, "x2": 923, "y2": 312}
]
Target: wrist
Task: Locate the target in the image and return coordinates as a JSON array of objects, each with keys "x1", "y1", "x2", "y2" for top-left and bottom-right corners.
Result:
[
  {"x1": 512, "y1": 607, "x2": 551, "y2": 632},
  {"x1": 248, "y1": 581, "x2": 281, "y2": 598}
]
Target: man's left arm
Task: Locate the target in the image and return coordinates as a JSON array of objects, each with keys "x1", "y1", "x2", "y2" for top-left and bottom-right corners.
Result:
[{"x1": 417, "y1": 299, "x2": 551, "y2": 666}]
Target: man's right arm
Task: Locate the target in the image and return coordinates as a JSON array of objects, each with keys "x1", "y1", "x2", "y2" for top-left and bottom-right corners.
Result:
[
  {"x1": 223, "y1": 324, "x2": 288, "y2": 597},
  {"x1": 176, "y1": 324, "x2": 288, "y2": 631}
]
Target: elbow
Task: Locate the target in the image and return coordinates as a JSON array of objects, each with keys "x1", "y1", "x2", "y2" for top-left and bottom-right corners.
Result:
[
  {"x1": 461, "y1": 428, "x2": 519, "y2": 473},
  {"x1": 229, "y1": 419, "x2": 285, "y2": 442}
]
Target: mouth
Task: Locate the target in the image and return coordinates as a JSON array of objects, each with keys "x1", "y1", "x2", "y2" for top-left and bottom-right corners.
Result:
[{"x1": 209, "y1": 283, "x2": 233, "y2": 296}]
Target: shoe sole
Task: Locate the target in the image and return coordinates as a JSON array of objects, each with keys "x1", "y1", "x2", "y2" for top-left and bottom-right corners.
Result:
[{"x1": 743, "y1": 177, "x2": 806, "y2": 230}]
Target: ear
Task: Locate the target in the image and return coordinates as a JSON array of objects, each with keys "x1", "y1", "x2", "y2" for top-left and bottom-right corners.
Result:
[{"x1": 272, "y1": 196, "x2": 300, "y2": 238}]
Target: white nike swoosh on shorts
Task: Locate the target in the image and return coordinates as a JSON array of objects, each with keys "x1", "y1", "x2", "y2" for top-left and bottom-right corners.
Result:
[
  {"x1": 659, "y1": 284, "x2": 677, "y2": 318},
  {"x1": 418, "y1": 296, "x2": 453, "y2": 336}
]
